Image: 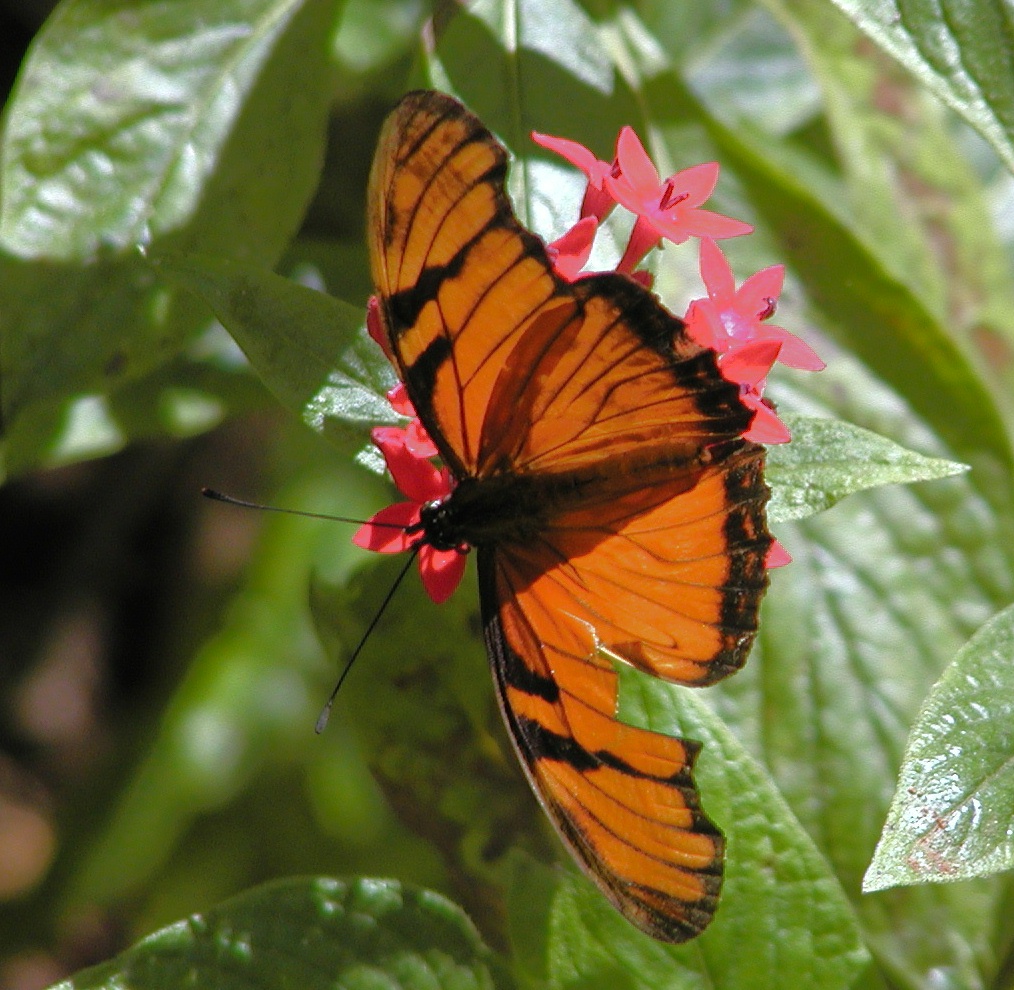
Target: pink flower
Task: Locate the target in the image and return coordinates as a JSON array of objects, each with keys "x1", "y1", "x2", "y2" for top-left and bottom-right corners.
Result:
[
  {"x1": 766, "y1": 540, "x2": 792, "y2": 568},
  {"x1": 686, "y1": 239, "x2": 825, "y2": 371},
  {"x1": 604, "y1": 128, "x2": 752, "y2": 268},
  {"x1": 353, "y1": 426, "x2": 467, "y2": 604},
  {"x1": 546, "y1": 216, "x2": 597, "y2": 280},
  {"x1": 615, "y1": 215, "x2": 664, "y2": 275},
  {"x1": 545, "y1": 216, "x2": 654, "y2": 287},
  {"x1": 719, "y1": 339, "x2": 792, "y2": 444},
  {"x1": 385, "y1": 382, "x2": 438, "y2": 458},
  {"x1": 531, "y1": 132, "x2": 615, "y2": 221}
]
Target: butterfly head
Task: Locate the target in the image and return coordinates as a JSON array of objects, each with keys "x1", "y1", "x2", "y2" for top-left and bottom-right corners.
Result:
[{"x1": 416, "y1": 497, "x2": 470, "y2": 554}]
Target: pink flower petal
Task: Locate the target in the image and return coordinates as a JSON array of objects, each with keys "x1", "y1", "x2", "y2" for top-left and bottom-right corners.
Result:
[
  {"x1": 738, "y1": 265, "x2": 784, "y2": 316},
  {"x1": 532, "y1": 132, "x2": 605, "y2": 182},
  {"x1": 353, "y1": 502, "x2": 419, "y2": 553},
  {"x1": 531, "y1": 132, "x2": 617, "y2": 221},
  {"x1": 684, "y1": 299, "x2": 725, "y2": 351},
  {"x1": 548, "y1": 216, "x2": 597, "y2": 280},
  {"x1": 666, "y1": 162, "x2": 720, "y2": 209},
  {"x1": 387, "y1": 382, "x2": 414, "y2": 417},
  {"x1": 720, "y1": 339, "x2": 782, "y2": 387},
  {"x1": 404, "y1": 418, "x2": 439, "y2": 458},
  {"x1": 742, "y1": 396, "x2": 792, "y2": 444},
  {"x1": 613, "y1": 127, "x2": 660, "y2": 199},
  {"x1": 699, "y1": 238, "x2": 736, "y2": 301},
  {"x1": 657, "y1": 208, "x2": 754, "y2": 243},
  {"x1": 580, "y1": 183, "x2": 616, "y2": 222},
  {"x1": 419, "y1": 545, "x2": 468, "y2": 603},
  {"x1": 372, "y1": 426, "x2": 447, "y2": 502},
  {"x1": 755, "y1": 325, "x2": 827, "y2": 371},
  {"x1": 384, "y1": 388, "x2": 439, "y2": 456},
  {"x1": 766, "y1": 539, "x2": 792, "y2": 568},
  {"x1": 629, "y1": 269, "x2": 654, "y2": 290}
]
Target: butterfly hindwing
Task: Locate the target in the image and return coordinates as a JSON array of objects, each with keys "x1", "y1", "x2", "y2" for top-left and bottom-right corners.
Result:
[
  {"x1": 482, "y1": 544, "x2": 723, "y2": 941},
  {"x1": 368, "y1": 90, "x2": 772, "y2": 942},
  {"x1": 477, "y1": 444, "x2": 767, "y2": 941}
]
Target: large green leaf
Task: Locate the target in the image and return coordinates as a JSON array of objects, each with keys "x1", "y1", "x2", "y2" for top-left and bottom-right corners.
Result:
[
  {"x1": 0, "y1": 325, "x2": 269, "y2": 476},
  {"x1": 0, "y1": 0, "x2": 338, "y2": 443},
  {"x1": 865, "y1": 602, "x2": 1014, "y2": 891},
  {"x1": 0, "y1": 0, "x2": 335, "y2": 260},
  {"x1": 57, "y1": 877, "x2": 501, "y2": 990},
  {"x1": 825, "y1": 0, "x2": 1014, "y2": 176}
]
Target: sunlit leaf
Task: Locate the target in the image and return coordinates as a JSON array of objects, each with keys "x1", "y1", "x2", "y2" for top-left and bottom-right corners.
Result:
[
  {"x1": 155, "y1": 252, "x2": 396, "y2": 453},
  {"x1": 865, "y1": 602, "x2": 1014, "y2": 891},
  {"x1": 0, "y1": 0, "x2": 337, "y2": 441},
  {"x1": 726, "y1": 356, "x2": 1014, "y2": 988},
  {"x1": 767, "y1": 414, "x2": 968, "y2": 523},
  {"x1": 0, "y1": 0, "x2": 335, "y2": 260}
]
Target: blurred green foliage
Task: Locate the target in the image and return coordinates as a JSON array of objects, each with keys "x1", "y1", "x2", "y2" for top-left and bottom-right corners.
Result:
[{"x1": 3, "y1": 1, "x2": 1014, "y2": 988}]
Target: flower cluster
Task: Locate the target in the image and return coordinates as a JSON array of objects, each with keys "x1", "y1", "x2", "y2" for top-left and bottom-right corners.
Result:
[
  {"x1": 533, "y1": 125, "x2": 824, "y2": 446},
  {"x1": 358, "y1": 121, "x2": 824, "y2": 596}
]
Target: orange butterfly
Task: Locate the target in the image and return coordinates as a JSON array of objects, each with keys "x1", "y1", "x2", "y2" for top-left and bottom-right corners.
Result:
[{"x1": 361, "y1": 90, "x2": 771, "y2": 942}]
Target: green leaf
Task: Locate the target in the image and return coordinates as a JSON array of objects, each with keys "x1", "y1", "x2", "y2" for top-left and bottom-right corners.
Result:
[
  {"x1": 58, "y1": 877, "x2": 500, "y2": 990},
  {"x1": 683, "y1": 5, "x2": 823, "y2": 136},
  {"x1": 825, "y1": 0, "x2": 1014, "y2": 176},
  {"x1": 0, "y1": 328, "x2": 268, "y2": 477},
  {"x1": 767, "y1": 414, "x2": 968, "y2": 523},
  {"x1": 765, "y1": 0, "x2": 945, "y2": 310},
  {"x1": 333, "y1": 0, "x2": 428, "y2": 82},
  {"x1": 0, "y1": 0, "x2": 336, "y2": 260},
  {"x1": 155, "y1": 253, "x2": 396, "y2": 452},
  {"x1": 864, "y1": 602, "x2": 1014, "y2": 892},
  {"x1": 0, "y1": 250, "x2": 209, "y2": 442},
  {"x1": 0, "y1": 0, "x2": 337, "y2": 436},
  {"x1": 543, "y1": 661, "x2": 869, "y2": 990}
]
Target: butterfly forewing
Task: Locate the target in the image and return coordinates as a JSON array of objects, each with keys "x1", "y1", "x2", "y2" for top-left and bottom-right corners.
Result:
[
  {"x1": 368, "y1": 94, "x2": 557, "y2": 475},
  {"x1": 367, "y1": 89, "x2": 772, "y2": 942}
]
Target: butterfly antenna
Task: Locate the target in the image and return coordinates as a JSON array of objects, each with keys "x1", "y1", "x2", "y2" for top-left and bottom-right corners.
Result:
[
  {"x1": 201, "y1": 487, "x2": 404, "y2": 529},
  {"x1": 315, "y1": 545, "x2": 420, "y2": 734}
]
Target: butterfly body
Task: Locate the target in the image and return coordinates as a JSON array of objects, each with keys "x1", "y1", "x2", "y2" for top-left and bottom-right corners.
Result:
[{"x1": 367, "y1": 90, "x2": 771, "y2": 942}]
